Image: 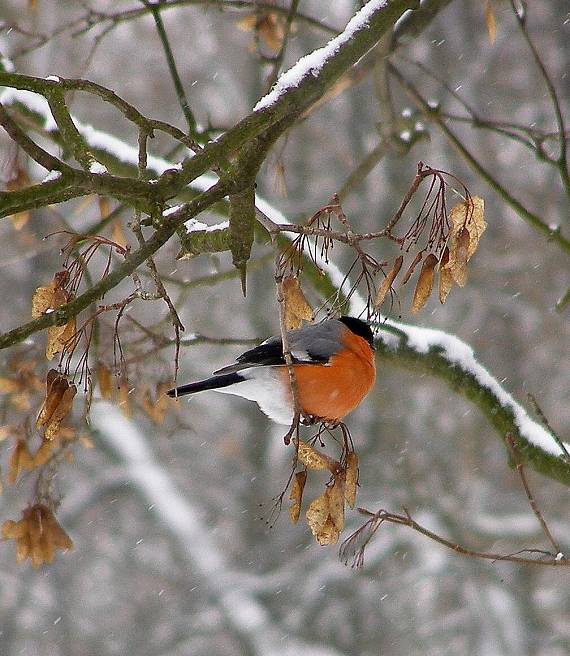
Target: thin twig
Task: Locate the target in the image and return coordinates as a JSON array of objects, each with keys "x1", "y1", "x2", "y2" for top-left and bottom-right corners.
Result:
[
  {"x1": 505, "y1": 433, "x2": 564, "y2": 557},
  {"x1": 140, "y1": 0, "x2": 199, "y2": 139},
  {"x1": 273, "y1": 240, "x2": 302, "y2": 445},
  {"x1": 341, "y1": 507, "x2": 569, "y2": 569},
  {"x1": 509, "y1": 0, "x2": 570, "y2": 197},
  {"x1": 264, "y1": 0, "x2": 301, "y2": 90}
]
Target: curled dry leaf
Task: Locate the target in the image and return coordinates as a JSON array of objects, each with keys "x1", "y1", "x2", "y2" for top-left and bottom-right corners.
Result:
[
  {"x1": 7, "y1": 168, "x2": 31, "y2": 230},
  {"x1": 237, "y1": 13, "x2": 285, "y2": 52},
  {"x1": 32, "y1": 271, "x2": 76, "y2": 360},
  {"x1": 375, "y1": 255, "x2": 403, "y2": 309},
  {"x1": 443, "y1": 197, "x2": 486, "y2": 288},
  {"x1": 282, "y1": 276, "x2": 314, "y2": 330},
  {"x1": 306, "y1": 476, "x2": 348, "y2": 546},
  {"x1": 306, "y1": 493, "x2": 336, "y2": 545},
  {"x1": 2, "y1": 504, "x2": 73, "y2": 568},
  {"x1": 139, "y1": 382, "x2": 175, "y2": 425},
  {"x1": 112, "y1": 218, "x2": 128, "y2": 250},
  {"x1": 295, "y1": 439, "x2": 338, "y2": 472},
  {"x1": 289, "y1": 471, "x2": 307, "y2": 525},
  {"x1": 438, "y1": 247, "x2": 454, "y2": 304},
  {"x1": 344, "y1": 452, "x2": 359, "y2": 508},
  {"x1": 7, "y1": 439, "x2": 35, "y2": 485},
  {"x1": 97, "y1": 363, "x2": 114, "y2": 401},
  {"x1": 326, "y1": 476, "x2": 345, "y2": 533},
  {"x1": 32, "y1": 439, "x2": 55, "y2": 467},
  {"x1": 36, "y1": 369, "x2": 77, "y2": 441},
  {"x1": 411, "y1": 253, "x2": 438, "y2": 314}
]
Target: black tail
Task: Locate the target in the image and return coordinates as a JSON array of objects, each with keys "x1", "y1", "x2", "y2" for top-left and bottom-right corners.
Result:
[{"x1": 167, "y1": 372, "x2": 244, "y2": 398}]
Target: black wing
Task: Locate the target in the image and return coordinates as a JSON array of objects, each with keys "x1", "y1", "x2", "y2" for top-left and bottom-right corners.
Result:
[{"x1": 212, "y1": 321, "x2": 344, "y2": 375}]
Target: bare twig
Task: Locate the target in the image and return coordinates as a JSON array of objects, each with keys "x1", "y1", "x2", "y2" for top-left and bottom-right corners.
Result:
[
  {"x1": 264, "y1": 0, "x2": 301, "y2": 90},
  {"x1": 274, "y1": 249, "x2": 302, "y2": 445},
  {"x1": 340, "y1": 507, "x2": 569, "y2": 569},
  {"x1": 505, "y1": 433, "x2": 564, "y2": 558},
  {"x1": 509, "y1": 0, "x2": 570, "y2": 197},
  {"x1": 140, "y1": 0, "x2": 200, "y2": 140},
  {"x1": 389, "y1": 63, "x2": 570, "y2": 255}
]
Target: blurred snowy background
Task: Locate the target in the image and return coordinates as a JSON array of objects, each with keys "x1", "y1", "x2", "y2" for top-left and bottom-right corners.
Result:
[{"x1": 1, "y1": 1, "x2": 569, "y2": 655}]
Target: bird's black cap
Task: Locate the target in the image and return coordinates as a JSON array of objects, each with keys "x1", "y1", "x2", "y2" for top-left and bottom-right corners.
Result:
[{"x1": 338, "y1": 316, "x2": 374, "y2": 349}]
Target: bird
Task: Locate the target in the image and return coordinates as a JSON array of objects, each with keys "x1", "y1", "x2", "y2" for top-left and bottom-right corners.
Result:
[{"x1": 167, "y1": 316, "x2": 376, "y2": 426}]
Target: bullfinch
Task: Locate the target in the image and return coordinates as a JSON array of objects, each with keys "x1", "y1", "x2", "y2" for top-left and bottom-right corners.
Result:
[{"x1": 167, "y1": 316, "x2": 376, "y2": 425}]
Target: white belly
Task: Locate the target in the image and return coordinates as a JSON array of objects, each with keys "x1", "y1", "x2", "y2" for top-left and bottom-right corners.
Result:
[{"x1": 214, "y1": 367, "x2": 293, "y2": 425}]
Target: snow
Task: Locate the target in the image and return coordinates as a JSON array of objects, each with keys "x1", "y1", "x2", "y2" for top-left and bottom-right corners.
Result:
[
  {"x1": 163, "y1": 204, "x2": 183, "y2": 217},
  {"x1": 89, "y1": 161, "x2": 108, "y2": 174},
  {"x1": 1, "y1": 56, "x2": 15, "y2": 73},
  {"x1": 42, "y1": 170, "x2": 62, "y2": 183},
  {"x1": 190, "y1": 219, "x2": 229, "y2": 232},
  {"x1": 45, "y1": 75, "x2": 60, "y2": 82},
  {"x1": 253, "y1": 0, "x2": 388, "y2": 112},
  {"x1": 0, "y1": 88, "x2": 58, "y2": 131}
]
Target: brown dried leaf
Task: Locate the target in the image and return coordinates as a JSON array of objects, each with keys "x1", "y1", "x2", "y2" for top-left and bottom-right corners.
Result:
[
  {"x1": 16, "y1": 535, "x2": 31, "y2": 563},
  {"x1": 3, "y1": 505, "x2": 73, "y2": 568},
  {"x1": 36, "y1": 370, "x2": 77, "y2": 440},
  {"x1": 7, "y1": 169, "x2": 32, "y2": 228},
  {"x1": 258, "y1": 14, "x2": 285, "y2": 52},
  {"x1": 485, "y1": 0, "x2": 497, "y2": 45},
  {"x1": 306, "y1": 493, "x2": 330, "y2": 536},
  {"x1": 288, "y1": 471, "x2": 307, "y2": 524},
  {"x1": 46, "y1": 314, "x2": 76, "y2": 360},
  {"x1": 32, "y1": 440, "x2": 55, "y2": 467},
  {"x1": 236, "y1": 14, "x2": 257, "y2": 32},
  {"x1": 463, "y1": 196, "x2": 486, "y2": 259},
  {"x1": 315, "y1": 517, "x2": 340, "y2": 546},
  {"x1": 344, "y1": 452, "x2": 359, "y2": 508},
  {"x1": 444, "y1": 197, "x2": 486, "y2": 288},
  {"x1": 0, "y1": 377, "x2": 20, "y2": 393},
  {"x1": 32, "y1": 273, "x2": 75, "y2": 359},
  {"x1": 97, "y1": 363, "x2": 114, "y2": 401},
  {"x1": 411, "y1": 253, "x2": 438, "y2": 314},
  {"x1": 112, "y1": 218, "x2": 127, "y2": 249},
  {"x1": 326, "y1": 477, "x2": 345, "y2": 533},
  {"x1": 7, "y1": 440, "x2": 35, "y2": 485},
  {"x1": 282, "y1": 276, "x2": 313, "y2": 330},
  {"x1": 32, "y1": 283, "x2": 57, "y2": 319},
  {"x1": 2, "y1": 519, "x2": 27, "y2": 540},
  {"x1": 296, "y1": 440, "x2": 338, "y2": 472},
  {"x1": 375, "y1": 255, "x2": 403, "y2": 308},
  {"x1": 447, "y1": 227, "x2": 470, "y2": 287},
  {"x1": 139, "y1": 382, "x2": 174, "y2": 425},
  {"x1": 99, "y1": 196, "x2": 111, "y2": 218},
  {"x1": 237, "y1": 13, "x2": 285, "y2": 52},
  {"x1": 438, "y1": 248, "x2": 454, "y2": 304}
]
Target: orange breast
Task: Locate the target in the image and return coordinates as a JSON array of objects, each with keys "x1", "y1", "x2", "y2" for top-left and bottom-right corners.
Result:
[{"x1": 282, "y1": 331, "x2": 376, "y2": 422}]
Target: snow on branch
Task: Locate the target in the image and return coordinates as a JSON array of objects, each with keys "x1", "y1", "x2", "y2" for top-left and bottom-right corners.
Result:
[{"x1": 254, "y1": 0, "x2": 389, "y2": 111}]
